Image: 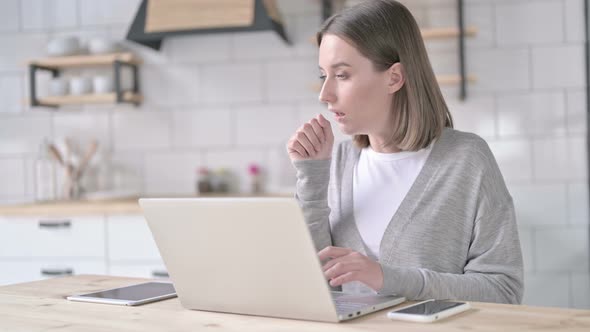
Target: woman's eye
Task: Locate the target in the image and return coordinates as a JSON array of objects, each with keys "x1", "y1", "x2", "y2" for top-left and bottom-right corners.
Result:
[
  {"x1": 336, "y1": 74, "x2": 348, "y2": 79},
  {"x1": 319, "y1": 75, "x2": 326, "y2": 80}
]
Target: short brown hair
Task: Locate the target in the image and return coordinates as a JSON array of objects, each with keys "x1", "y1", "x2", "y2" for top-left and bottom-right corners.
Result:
[{"x1": 317, "y1": 0, "x2": 453, "y2": 151}]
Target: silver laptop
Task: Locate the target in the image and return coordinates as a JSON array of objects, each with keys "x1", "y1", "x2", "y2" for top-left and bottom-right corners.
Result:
[{"x1": 138, "y1": 197, "x2": 405, "y2": 322}]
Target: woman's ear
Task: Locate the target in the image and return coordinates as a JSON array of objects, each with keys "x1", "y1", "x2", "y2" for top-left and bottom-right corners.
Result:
[{"x1": 387, "y1": 62, "x2": 405, "y2": 94}]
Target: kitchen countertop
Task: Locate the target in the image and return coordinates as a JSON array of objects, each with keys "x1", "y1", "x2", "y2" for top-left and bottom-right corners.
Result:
[
  {"x1": 0, "y1": 275, "x2": 589, "y2": 331},
  {"x1": 0, "y1": 193, "x2": 294, "y2": 217}
]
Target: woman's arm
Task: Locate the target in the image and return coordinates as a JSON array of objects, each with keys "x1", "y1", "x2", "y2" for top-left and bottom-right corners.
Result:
[
  {"x1": 378, "y1": 201, "x2": 524, "y2": 304},
  {"x1": 293, "y1": 159, "x2": 333, "y2": 251}
]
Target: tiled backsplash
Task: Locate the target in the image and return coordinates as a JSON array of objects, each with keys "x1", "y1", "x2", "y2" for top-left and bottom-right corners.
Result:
[{"x1": 0, "y1": 0, "x2": 588, "y2": 308}]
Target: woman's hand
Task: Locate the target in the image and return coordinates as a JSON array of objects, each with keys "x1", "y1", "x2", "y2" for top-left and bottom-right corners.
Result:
[
  {"x1": 287, "y1": 114, "x2": 334, "y2": 162},
  {"x1": 319, "y1": 246, "x2": 384, "y2": 292}
]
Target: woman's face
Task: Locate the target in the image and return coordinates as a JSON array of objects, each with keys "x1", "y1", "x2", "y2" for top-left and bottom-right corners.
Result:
[{"x1": 318, "y1": 34, "x2": 396, "y2": 137}]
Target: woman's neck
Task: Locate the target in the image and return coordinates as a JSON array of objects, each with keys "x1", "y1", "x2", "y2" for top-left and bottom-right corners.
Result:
[{"x1": 368, "y1": 135, "x2": 402, "y2": 153}]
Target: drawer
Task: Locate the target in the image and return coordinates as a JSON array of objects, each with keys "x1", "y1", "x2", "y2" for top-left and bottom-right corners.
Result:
[
  {"x1": 107, "y1": 215, "x2": 162, "y2": 261},
  {"x1": 0, "y1": 259, "x2": 107, "y2": 286},
  {"x1": 109, "y1": 263, "x2": 169, "y2": 280},
  {"x1": 0, "y1": 216, "x2": 105, "y2": 258}
]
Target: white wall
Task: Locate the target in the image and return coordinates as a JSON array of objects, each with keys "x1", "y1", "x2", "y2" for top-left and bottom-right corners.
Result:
[{"x1": 0, "y1": 0, "x2": 587, "y2": 308}]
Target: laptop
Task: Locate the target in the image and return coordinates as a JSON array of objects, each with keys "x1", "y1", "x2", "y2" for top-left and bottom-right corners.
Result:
[{"x1": 138, "y1": 197, "x2": 406, "y2": 322}]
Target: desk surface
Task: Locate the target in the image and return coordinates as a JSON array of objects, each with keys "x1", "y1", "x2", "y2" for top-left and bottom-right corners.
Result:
[{"x1": 0, "y1": 275, "x2": 589, "y2": 332}]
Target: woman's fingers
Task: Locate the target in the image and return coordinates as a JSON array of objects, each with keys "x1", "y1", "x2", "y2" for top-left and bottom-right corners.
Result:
[
  {"x1": 309, "y1": 118, "x2": 326, "y2": 144},
  {"x1": 295, "y1": 130, "x2": 316, "y2": 156},
  {"x1": 318, "y1": 246, "x2": 352, "y2": 261},
  {"x1": 300, "y1": 123, "x2": 322, "y2": 153},
  {"x1": 288, "y1": 139, "x2": 308, "y2": 158}
]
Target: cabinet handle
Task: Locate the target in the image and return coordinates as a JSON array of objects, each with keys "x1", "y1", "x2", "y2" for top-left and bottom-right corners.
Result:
[
  {"x1": 40, "y1": 267, "x2": 73, "y2": 276},
  {"x1": 152, "y1": 270, "x2": 169, "y2": 278},
  {"x1": 38, "y1": 219, "x2": 72, "y2": 229}
]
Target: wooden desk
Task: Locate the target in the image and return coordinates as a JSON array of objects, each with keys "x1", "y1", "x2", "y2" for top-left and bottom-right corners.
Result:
[{"x1": 0, "y1": 275, "x2": 589, "y2": 331}]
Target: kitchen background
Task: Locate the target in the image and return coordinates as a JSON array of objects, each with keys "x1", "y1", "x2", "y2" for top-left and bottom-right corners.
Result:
[{"x1": 0, "y1": 0, "x2": 588, "y2": 309}]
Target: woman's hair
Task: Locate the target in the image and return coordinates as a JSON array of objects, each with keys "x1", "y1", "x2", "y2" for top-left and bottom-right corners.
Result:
[{"x1": 317, "y1": 0, "x2": 453, "y2": 151}]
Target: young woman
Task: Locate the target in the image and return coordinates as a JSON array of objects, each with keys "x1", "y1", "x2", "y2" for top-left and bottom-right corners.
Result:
[{"x1": 287, "y1": 0, "x2": 523, "y2": 304}]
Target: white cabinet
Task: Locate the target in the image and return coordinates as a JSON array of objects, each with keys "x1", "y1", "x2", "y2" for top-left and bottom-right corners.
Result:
[
  {"x1": 0, "y1": 213, "x2": 168, "y2": 285},
  {"x1": 106, "y1": 214, "x2": 167, "y2": 279},
  {"x1": 0, "y1": 216, "x2": 106, "y2": 286},
  {"x1": 0, "y1": 260, "x2": 107, "y2": 286},
  {"x1": 0, "y1": 216, "x2": 105, "y2": 258},
  {"x1": 107, "y1": 214, "x2": 162, "y2": 261}
]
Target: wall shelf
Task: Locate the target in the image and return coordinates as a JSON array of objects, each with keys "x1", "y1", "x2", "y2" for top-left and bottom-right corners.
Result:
[
  {"x1": 28, "y1": 52, "x2": 142, "y2": 108},
  {"x1": 28, "y1": 53, "x2": 142, "y2": 68},
  {"x1": 38, "y1": 92, "x2": 143, "y2": 107}
]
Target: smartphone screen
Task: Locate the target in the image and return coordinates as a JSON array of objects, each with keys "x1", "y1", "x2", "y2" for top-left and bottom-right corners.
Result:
[{"x1": 395, "y1": 300, "x2": 465, "y2": 315}]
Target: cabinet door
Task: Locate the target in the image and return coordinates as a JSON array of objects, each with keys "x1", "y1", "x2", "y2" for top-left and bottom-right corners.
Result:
[
  {"x1": 0, "y1": 216, "x2": 105, "y2": 258},
  {"x1": 107, "y1": 214, "x2": 162, "y2": 262},
  {"x1": 0, "y1": 260, "x2": 107, "y2": 286}
]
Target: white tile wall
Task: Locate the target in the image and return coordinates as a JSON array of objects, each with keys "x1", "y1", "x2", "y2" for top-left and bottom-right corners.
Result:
[
  {"x1": 53, "y1": 112, "x2": 111, "y2": 150},
  {"x1": 523, "y1": 273, "x2": 570, "y2": 307},
  {"x1": 518, "y1": 226, "x2": 534, "y2": 272},
  {"x1": 566, "y1": 90, "x2": 587, "y2": 134},
  {"x1": 497, "y1": 92, "x2": 566, "y2": 138},
  {"x1": 200, "y1": 64, "x2": 263, "y2": 104},
  {"x1": 0, "y1": 0, "x2": 19, "y2": 32},
  {"x1": 112, "y1": 111, "x2": 171, "y2": 151},
  {"x1": 495, "y1": 1, "x2": 563, "y2": 46},
  {"x1": 141, "y1": 65, "x2": 200, "y2": 106},
  {"x1": 535, "y1": 227, "x2": 589, "y2": 272},
  {"x1": 21, "y1": 0, "x2": 78, "y2": 31},
  {"x1": 511, "y1": 184, "x2": 568, "y2": 226},
  {"x1": 565, "y1": 0, "x2": 585, "y2": 43},
  {"x1": 533, "y1": 138, "x2": 569, "y2": 181},
  {"x1": 172, "y1": 108, "x2": 232, "y2": 148},
  {"x1": 568, "y1": 183, "x2": 589, "y2": 225},
  {"x1": 488, "y1": 139, "x2": 533, "y2": 182},
  {"x1": 232, "y1": 31, "x2": 296, "y2": 60},
  {"x1": 79, "y1": 0, "x2": 140, "y2": 26},
  {"x1": 166, "y1": 34, "x2": 232, "y2": 64},
  {"x1": 447, "y1": 95, "x2": 495, "y2": 139},
  {"x1": 234, "y1": 105, "x2": 298, "y2": 146},
  {"x1": 532, "y1": 45, "x2": 585, "y2": 89},
  {"x1": 0, "y1": 158, "x2": 26, "y2": 197},
  {"x1": 0, "y1": 33, "x2": 48, "y2": 71},
  {"x1": 265, "y1": 59, "x2": 319, "y2": 102},
  {"x1": 572, "y1": 273, "x2": 590, "y2": 309},
  {"x1": 568, "y1": 136, "x2": 588, "y2": 181},
  {"x1": 0, "y1": 74, "x2": 23, "y2": 113},
  {"x1": 0, "y1": 114, "x2": 52, "y2": 154},
  {"x1": 468, "y1": 48, "x2": 530, "y2": 92},
  {"x1": 144, "y1": 152, "x2": 201, "y2": 195}
]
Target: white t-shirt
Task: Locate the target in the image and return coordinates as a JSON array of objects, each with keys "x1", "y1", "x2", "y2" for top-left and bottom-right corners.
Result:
[{"x1": 353, "y1": 143, "x2": 433, "y2": 260}]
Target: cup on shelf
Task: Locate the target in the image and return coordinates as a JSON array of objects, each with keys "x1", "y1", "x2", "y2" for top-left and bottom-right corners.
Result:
[
  {"x1": 49, "y1": 78, "x2": 69, "y2": 96},
  {"x1": 47, "y1": 36, "x2": 80, "y2": 57},
  {"x1": 92, "y1": 75, "x2": 114, "y2": 94},
  {"x1": 69, "y1": 77, "x2": 92, "y2": 95}
]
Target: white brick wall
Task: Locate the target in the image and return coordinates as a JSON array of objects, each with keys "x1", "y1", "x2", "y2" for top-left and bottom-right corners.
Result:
[{"x1": 0, "y1": 0, "x2": 587, "y2": 309}]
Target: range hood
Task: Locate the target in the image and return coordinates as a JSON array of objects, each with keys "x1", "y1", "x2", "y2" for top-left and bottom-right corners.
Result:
[{"x1": 127, "y1": 0, "x2": 290, "y2": 50}]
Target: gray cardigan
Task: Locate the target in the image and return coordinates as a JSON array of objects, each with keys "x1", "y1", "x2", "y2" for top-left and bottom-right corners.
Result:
[{"x1": 293, "y1": 128, "x2": 524, "y2": 304}]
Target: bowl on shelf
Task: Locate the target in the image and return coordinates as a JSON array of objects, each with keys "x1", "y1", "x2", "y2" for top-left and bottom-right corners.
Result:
[
  {"x1": 49, "y1": 78, "x2": 69, "y2": 96},
  {"x1": 69, "y1": 77, "x2": 92, "y2": 95},
  {"x1": 92, "y1": 75, "x2": 114, "y2": 94},
  {"x1": 88, "y1": 38, "x2": 119, "y2": 55},
  {"x1": 47, "y1": 36, "x2": 80, "y2": 57}
]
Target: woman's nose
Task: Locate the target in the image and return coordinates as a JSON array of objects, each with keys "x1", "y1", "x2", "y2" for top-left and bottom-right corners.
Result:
[{"x1": 318, "y1": 80, "x2": 335, "y2": 104}]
